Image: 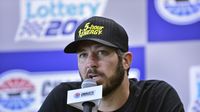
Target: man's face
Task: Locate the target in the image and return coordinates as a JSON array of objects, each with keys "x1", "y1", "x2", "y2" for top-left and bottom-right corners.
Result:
[{"x1": 77, "y1": 41, "x2": 125, "y2": 96}]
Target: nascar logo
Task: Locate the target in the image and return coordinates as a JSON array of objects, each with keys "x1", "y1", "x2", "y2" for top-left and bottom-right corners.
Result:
[{"x1": 155, "y1": 0, "x2": 200, "y2": 25}]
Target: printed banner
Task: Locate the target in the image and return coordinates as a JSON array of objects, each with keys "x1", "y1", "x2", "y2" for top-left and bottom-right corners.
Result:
[
  {"x1": 15, "y1": 0, "x2": 107, "y2": 42},
  {"x1": 148, "y1": 0, "x2": 200, "y2": 42},
  {"x1": 0, "y1": 70, "x2": 81, "y2": 112},
  {"x1": 0, "y1": 1, "x2": 146, "y2": 111}
]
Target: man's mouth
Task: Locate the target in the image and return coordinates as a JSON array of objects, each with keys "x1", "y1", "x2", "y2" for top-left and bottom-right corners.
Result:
[{"x1": 88, "y1": 73, "x2": 98, "y2": 79}]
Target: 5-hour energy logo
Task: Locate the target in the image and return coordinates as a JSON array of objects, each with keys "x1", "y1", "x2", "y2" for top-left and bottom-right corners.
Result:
[
  {"x1": 78, "y1": 22, "x2": 104, "y2": 38},
  {"x1": 15, "y1": 0, "x2": 107, "y2": 41}
]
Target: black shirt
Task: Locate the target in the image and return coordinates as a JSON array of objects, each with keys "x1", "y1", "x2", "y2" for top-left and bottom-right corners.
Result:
[{"x1": 38, "y1": 79, "x2": 185, "y2": 112}]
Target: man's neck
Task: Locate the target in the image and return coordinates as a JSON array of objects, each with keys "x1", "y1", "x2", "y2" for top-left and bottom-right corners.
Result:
[{"x1": 98, "y1": 75, "x2": 130, "y2": 111}]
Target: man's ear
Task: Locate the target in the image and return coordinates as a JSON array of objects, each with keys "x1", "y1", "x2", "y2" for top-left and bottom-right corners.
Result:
[{"x1": 122, "y1": 52, "x2": 133, "y2": 70}]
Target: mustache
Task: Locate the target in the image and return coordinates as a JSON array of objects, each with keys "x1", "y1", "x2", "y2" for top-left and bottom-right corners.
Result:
[
  {"x1": 86, "y1": 68, "x2": 104, "y2": 78},
  {"x1": 87, "y1": 68, "x2": 97, "y2": 74}
]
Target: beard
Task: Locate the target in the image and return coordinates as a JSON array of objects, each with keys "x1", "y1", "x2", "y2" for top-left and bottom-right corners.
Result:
[
  {"x1": 102, "y1": 60, "x2": 125, "y2": 96},
  {"x1": 79, "y1": 58, "x2": 125, "y2": 97}
]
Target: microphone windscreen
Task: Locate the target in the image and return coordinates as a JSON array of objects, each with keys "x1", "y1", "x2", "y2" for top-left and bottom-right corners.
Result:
[{"x1": 81, "y1": 79, "x2": 97, "y2": 88}]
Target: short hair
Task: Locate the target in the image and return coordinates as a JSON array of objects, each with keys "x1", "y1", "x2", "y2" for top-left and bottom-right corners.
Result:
[{"x1": 115, "y1": 49, "x2": 130, "y2": 75}]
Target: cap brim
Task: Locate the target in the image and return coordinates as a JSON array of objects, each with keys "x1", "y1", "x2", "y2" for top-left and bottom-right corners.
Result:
[{"x1": 64, "y1": 38, "x2": 118, "y2": 53}]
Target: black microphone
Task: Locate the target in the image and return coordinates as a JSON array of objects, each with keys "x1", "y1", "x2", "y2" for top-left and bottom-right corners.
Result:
[{"x1": 81, "y1": 79, "x2": 97, "y2": 112}]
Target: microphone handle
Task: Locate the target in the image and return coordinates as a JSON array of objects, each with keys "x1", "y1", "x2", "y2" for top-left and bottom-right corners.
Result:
[{"x1": 82, "y1": 101, "x2": 95, "y2": 112}]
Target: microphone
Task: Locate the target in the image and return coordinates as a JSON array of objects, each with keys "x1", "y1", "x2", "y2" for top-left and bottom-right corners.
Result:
[
  {"x1": 81, "y1": 79, "x2": 98, "y2": 112},
  {"x1": 67, "y1": 79, "x2": 102, "y2": 112},
  {"x1": 81, "y1": 78, "x2": 97, "y2": 88}
]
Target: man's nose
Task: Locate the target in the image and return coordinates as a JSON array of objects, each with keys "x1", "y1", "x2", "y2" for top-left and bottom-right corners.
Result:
[{"x1": 86, "y1": 53, "x2": 98, "y2": 68}]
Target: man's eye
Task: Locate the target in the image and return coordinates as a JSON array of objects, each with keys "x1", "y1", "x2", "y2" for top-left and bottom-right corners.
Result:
[
  {"x1": 97, "y1": 50, "x2": 109, "y2": 56},
  {"x1": 79, "y1": 53, "x2": 87, "y2": 58}
]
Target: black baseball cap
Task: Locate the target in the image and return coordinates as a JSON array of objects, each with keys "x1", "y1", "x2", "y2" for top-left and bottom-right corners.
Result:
[{"x1": 64, "y1": 16, "x2": 128, "y2": 53}]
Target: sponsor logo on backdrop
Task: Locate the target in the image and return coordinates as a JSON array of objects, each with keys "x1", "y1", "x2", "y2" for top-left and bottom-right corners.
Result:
[
  {"x1": 0, "y1": 70, "x2": 35, "y2": 112},
  {"x1": 188, "y1": 66, "x2": 200, "y2": 112},
  {"x1": 0, "y1": 70, "x2": 81, "y2": 112},
  {"x1": 155, "y1": 0, "x2": 200, "y2": 25},
  {"x1": 15, "y1": 0, "x2": 107, "y2": 42}
]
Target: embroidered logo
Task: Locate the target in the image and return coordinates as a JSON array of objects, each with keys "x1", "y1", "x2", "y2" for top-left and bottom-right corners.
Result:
[{"x1": 78, "y1": 22, "x2": 104, "y2": 38}]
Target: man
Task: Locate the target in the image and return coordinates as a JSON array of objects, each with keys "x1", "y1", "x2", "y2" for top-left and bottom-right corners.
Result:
[{"x1": 38, "y1": 16, "x2": 185, "y2": 112}]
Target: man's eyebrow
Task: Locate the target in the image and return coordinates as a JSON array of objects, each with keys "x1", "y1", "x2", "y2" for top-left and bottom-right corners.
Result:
[
  {"x1": 94, "y1": 45, "x2": 106, "y2": 49},
  {"x1": 77, "y1": 44, "x2": 105, "y2": 51}
]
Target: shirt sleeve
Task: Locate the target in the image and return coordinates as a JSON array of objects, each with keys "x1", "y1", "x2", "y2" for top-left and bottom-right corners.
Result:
[
  {"x1": 152, "y1": 81, "x2": 185, "y2": 112},
  {"x1": 38, "y1": 84, "x2": 66, "y2": 112}
]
